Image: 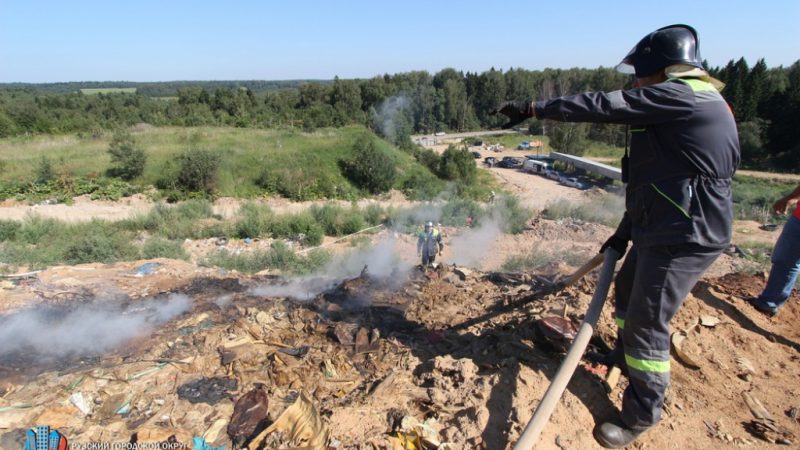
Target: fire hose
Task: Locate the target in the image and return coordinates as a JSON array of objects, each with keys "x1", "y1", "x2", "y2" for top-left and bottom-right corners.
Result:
[{"x1": 511, "y1": 247, "x2": 620, "y2": 449}]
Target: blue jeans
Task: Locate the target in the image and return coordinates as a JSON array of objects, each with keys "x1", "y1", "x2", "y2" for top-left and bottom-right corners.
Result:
[{"x1": 756, "y1": 215, "x2": 800, "y2": 312}]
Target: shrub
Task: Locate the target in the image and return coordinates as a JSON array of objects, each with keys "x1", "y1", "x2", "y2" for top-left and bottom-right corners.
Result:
[
  {"x1": 341, "y1": 209, "x2": 367, "y2": 235},
  {"x1": 311, "y1": 203, "x2": 347, "y2": 236},
  {"x1": 142, "y1": 237, "x2": 188, "y2": 260},
  {"x1": 541, "y1": 194, "x2": 624, "y2": 227},
  {"x1": 35, "y1": 156, "x2": 55, "y2": 184},
  {"x1": 438, "y1": 145, "x2": 477, "y2": 183},
  {"x1": 341, "y1": 134, "x2": 396, "y2": 194},
  {"x1": 234, "y1": 203, "x2": 274, "y2": 239},
  {"x1": 63, "y1": 233, "x2": 138, "y2": 264},
  {"x1": 16, "y1": 216, "x2": 62, "y2": 244},
  {"x1": 363, "y1": 204, "x2": 385, "y2": 226},
  {"x1": 493, "y1": 195, "x2": 534, "y2": 234},
  {"x1": 107, "y1": 129, "x2": 146, "y2": 180},
  {"x1": 0, "y1": 220, "x2": 20, "y2": 241},
  {"x1": 175, "y1": 149, "x2": 221, "y2": 194},
  {"x1": 203, "y1": 242, "x2": 331, "y2": 274},
  {"x1": 399, "y1": 167, "x2": 444, "y2": 200},
  {"x1": 441, "y1": 198, "x2": 483, "y2": 227}
]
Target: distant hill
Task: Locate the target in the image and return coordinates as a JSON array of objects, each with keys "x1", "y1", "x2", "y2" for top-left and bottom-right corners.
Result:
[{"x1": 0, "y1": 79, "x2": 331, "y2": 96}]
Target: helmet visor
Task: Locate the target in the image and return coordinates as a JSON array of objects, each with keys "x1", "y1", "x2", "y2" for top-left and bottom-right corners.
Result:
[{"x1": 615, "y1": 45, "x2": 637, "y2": 74}]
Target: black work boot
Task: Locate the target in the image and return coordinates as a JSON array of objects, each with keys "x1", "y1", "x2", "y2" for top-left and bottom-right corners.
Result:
[{"x1": 593, "y1": 420, "x2": 650, "y2": 448}]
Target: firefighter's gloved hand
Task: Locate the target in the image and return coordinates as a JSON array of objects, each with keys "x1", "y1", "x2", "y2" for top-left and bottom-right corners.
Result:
[
  {"x1": 600, "y1": 235, "x2": 628, "y2": 259},
  {"x1": 490, "y1": 100, "x2": 534, "y2": 129}
]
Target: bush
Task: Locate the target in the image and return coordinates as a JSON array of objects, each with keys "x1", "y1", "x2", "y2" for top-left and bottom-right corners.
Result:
[
  {"x1": 502, "y1": 244, "x2": 591, "y2": 272},
  {"x1": 0, "y1": 220, "x2": 20, "y2": 241},
  {"x1": 175, "y1": 149, "x2": 221, "y2": 194},
  {"x1": 35, "y1": 156, "x2": 55, "y2": 184},
  {"x1": 441, "y1": 198, "x2": 483, "y2": 227},
  {"x1": 63, "y1": 233, "x2": 138, "y2": 264},
  {"x1": 107, "y1": 129, "x2": 146, "y2": 180},
  {"x1": 203, "y1": 242, "x2": 331, "y2": 274},
  {"x1": 363, "y1": 204, "x2": 385, "y2": 226},
  {"x1": 341, "y1": 134, "x2": 396, "y2": 194},
  {"x1": 438, "y1": 145, "x2": 477, "y2": 183},
  {"x1": 541, "y1": 194, "x2": 624, "y2": 227},
  {"x1": 142, "y1": 237, "x2": 188, "y2": 260},
  {"x1": 492, "y1": 195, "x2": 534, "y2": 234},
  {"x1": 311, "y1": 203, "x2": 347, "y2": 236},
  {"x1": 16, "y1": 216, "x2": 62, "y2": 244},
  {"x1": 234, "y1": 203, "x2": 274, "y2": 239},
  {"x1": 399, "y1": 167, "x2": 444, "y2": 200}
]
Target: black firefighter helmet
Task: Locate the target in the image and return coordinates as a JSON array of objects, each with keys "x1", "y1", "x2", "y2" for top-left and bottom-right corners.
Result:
[{"x1": 616, "y1": 24, "x2": 703, "y2": 78}]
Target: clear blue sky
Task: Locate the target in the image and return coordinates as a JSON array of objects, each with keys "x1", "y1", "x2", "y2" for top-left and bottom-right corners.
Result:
[{"x1": 1, "y1": 0, "x2": 797, "y2": 83}]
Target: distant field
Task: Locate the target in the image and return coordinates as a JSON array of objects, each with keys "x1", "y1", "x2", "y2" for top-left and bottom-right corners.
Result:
[
  {"x1": 0, "y1": 126, "x2": 433, "y2": 198},
  {"x1": 79, "y1": 88, "x2": 137, "y2": 95}
]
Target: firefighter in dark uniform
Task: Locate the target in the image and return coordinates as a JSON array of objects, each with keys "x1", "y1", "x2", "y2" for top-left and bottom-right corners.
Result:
[{"x1": 494, "y1": 25, "x2": 740, "y2": 448}]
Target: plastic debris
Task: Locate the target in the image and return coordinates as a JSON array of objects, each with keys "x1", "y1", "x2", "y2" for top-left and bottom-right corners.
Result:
[
  {"x1": 247, "y1": 392, "x2": 329, "y2": 450},
  {"x1": 228, "y1": 385, "x2": 269, "y2": 448},
  {"x1": 534, "y1": 316, "x2": 578, "y2": 352},
  {"x1": 192, "y1": 436, "x2": 225, "y2": 450},
  {"x1": 128, "y1": 363, "x2": 168, "y2": 380},
  {"x1": 69, "y1": 392, "x2": 93, "y2": 416},
  {"x1": 177, "y1": 377, "x2": 238, "y2": 405},
  {"x1": 699, "y1": 315, "x2": 721, "y2": 327},
  {"x1": 134, "y1": 262, "x2": 162, "y2": 277},
  {"x1": 278, "y1": 345, "x2": 310, "y2": 358},
  {"x1": 671, "y1": 330, "x2": 701, "y2": 369}
]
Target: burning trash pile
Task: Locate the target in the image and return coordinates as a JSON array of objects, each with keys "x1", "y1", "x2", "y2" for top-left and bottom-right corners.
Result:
[{"x1": 0, "y1": 260, "x2": 600, "y2": 450}]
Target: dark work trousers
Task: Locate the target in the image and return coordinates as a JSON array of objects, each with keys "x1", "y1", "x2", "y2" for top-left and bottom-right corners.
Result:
[
  {"x1": 422, "y1": 252, "x2": 437, "y2": 266},
  {"x1": 613, "y1": 243, "x2": 723, "y2": 429}
]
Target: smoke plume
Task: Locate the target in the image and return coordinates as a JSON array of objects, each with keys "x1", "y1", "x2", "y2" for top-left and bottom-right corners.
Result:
[
  {"x1": 447, "y1": 217, "x2": 504, "y2": 268},
  {"x1": 0, "y1": 294, "x2": 192, "y2": 358},
  {"x1": 372, "y1": 95, "x2": 410, "y2": 143}
]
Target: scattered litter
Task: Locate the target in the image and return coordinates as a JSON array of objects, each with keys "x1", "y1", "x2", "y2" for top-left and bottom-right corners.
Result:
[
  {"x1": 787, "y1": 406, "x2": 799, "y2": 421},
  {"x1": 66, "y1": 375, "x2": 85, "y2": 391},
  {"x1": 699, "y1": 315, "x2": 721, "y2": 327},
  {"x1": 228, "y1": 385, "x2": 269, "y2": 448},
  {"x1": 0, "y1": 403, "x2": 32, "y2": 413},
  {"x1": 736, "y1": 357, "x2": 757, "y2": 381},
  {"x1": 134, "y1": 262, "x2": 162, "y2": 277},
  {"x1": 247, "y1": 392, "x2": 328, "y2": 450},
  {"x1": 759, "y1": 223, "x2": 778, "y2": 232},
  {"x1": 671, "y1": 330, "x2": 702, "y2": 369},
  {"x1": 69, "y1": 392, "x2": 93, "y2": 416},
  {"x1": 742, "y1": 391, "x2": 795, "y2": 445},
  {"x1": 129, "y1": 363, "x2": 168, "y2": 380},
  {"x1": 177, "y1": 377, "x2": 238, "y2": 405},
  {"x1": 534, "y1": 316, "x2": 578, "y2": 352},
  {"x1": 278, "y1": 345, "x2": 310, "y2": 358},
  {"x1": 192, "y1": 436, "x2": 225, "y2": 450}
]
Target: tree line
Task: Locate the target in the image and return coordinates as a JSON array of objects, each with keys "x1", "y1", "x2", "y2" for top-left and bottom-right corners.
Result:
[{"x1": 1, "y1": 60, "x2": 798, "y2": 168}]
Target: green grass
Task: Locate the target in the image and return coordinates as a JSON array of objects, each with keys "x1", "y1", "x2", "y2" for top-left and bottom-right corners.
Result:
[
  {"x1": 0, "y1": 126, "x2": 451, "y2": 200},
  {"x1": 501, "y1": 244, "x2": 592, "y2": 272},
  {"x1": 541, "y1": 194, "x2": 625, "y2": 227},
  {"x1": 79, "y1": 88, "x2": 137, "y2": 95},
  {"x1": 732, "y1": 174, "x2": 797, "y2": 222},
  {"x1": 202, "y1": 242, "x2": 331, "y2": 274}
]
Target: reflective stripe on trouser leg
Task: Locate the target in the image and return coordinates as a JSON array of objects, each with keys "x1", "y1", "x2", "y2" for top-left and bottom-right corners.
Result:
[
  {"x1": 620, "y1": 243, "x2": 722, "y2": 429},
  {"x1": 612, "y1": 248, "x2": 637, "y2": 362}
]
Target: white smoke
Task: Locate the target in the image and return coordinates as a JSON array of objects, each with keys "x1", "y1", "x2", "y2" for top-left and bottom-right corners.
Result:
[
  {"x1": 447, "y1": 217, "x2": 504, "y2": 268},
  {"x1": 250, "y1": 235, "x2": 413, "y2": 301},
  {"x1": 0, "y1": 294, "x2": 192, "y2": 358},
  {"x1": 372, "y1": 95, "x2": 410, "y2": 143}
]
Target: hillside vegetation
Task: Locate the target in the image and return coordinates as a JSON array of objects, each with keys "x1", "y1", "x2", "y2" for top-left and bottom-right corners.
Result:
[{"x1": 0, "y1": 126, "x2": 493, "y2": 201}]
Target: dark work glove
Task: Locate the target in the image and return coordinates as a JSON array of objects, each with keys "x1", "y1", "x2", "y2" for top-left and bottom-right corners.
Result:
[
  {"x1": 600, "y1": 235, "x2": 628, "y2": 259},
  {"x1": 490, "y1": 100, "x2": 534, "y2": 129}
]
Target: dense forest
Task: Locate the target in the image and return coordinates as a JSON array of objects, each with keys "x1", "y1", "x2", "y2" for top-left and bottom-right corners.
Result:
[{"x1": 1, "y1": 58, "x2": 798, "y2": 169}]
